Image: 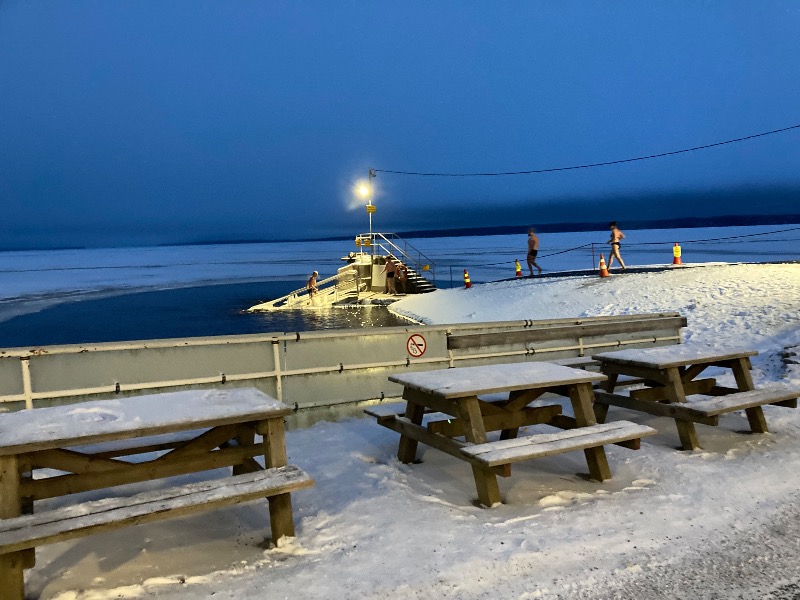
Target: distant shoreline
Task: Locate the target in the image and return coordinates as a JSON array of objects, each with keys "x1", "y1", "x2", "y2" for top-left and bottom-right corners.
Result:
[{"x1": 3, "y1": 214, "x2": 799, "y2": 252}]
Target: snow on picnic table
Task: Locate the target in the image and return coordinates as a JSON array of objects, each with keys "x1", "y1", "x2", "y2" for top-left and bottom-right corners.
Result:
[{"x1": 27, "y1": 263, "x2": 800, "y2": 600}]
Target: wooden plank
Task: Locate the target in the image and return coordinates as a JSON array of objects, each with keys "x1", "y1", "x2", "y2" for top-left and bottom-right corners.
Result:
[
  {"x1": 401, "y1": 388, "x2": 460, "y2": 416},
  {"x1": 550, "y1": 357, "x2": 599, "y2": 369},
  {"x1": 0, "y1": 388, "x2": 292, "y2": 457},
  {"x1": 549, "y1": 414, "x2": 642, "y2": 449},
  {"x1": 389, "y1": 362, "x2": 605, "y2": 400},
  {"x1": 593, "y1": 391, "x2": 719, "y2": 426},
  {"x1": 630, "y1": 378, "x2": 717, "y2": 402},
  {"x1": 427, "y1": 405, "x2": 562, "y2": 437},
  {"x1": 773, "y1": 399, "x2": 798, "y2": 408},
  {"x1": 662, "y1": 367, "x2": 700, "y2": 451},
  {"x1": 0, "y1": 455, "x2": 24, "y2": 600},
  {"x1": 161, "y1": 425, "x2": 241, "y2": 462},
  {"x1": 22, "y1": 444, "x2": 264, "y2": 501},
  {"x1": 30, "y1": 448, "x2": 126, "y2": 474},
  {"x1": 363, "y1": 402, "x2": 408, "y2": 419},
  {"x1": 447, "y1": 315, "x2": 687, "y2": 349},
  {"x1": 593, "y1": 346, "x2": 757, "y2": 370},
  {"x1": 256, "y1": 417, "x2": 294, "y2": 541},
  {"x1": 461, "y1": 422, "x2": 656, "y2": 467},
  {"x1": 456, "y1": 396, "x2": 502, "y2": 506},
  {"x1": 379, "y1": 417, "x2": 509, "y2": 476},
  {"x1": 569, "y1": 382, "x2": 611, "y2": 481},
  {"x1": 73, "y1": 430, "x2": 206, "y2": 459},
  {"x1": 0, "y1": 466, "x2": 314, "y2": 555},
  {"x1": 679, "y1": 387, "x2": 800, "y2": 417},
  {"x1": 599, "y1": 362, "x2": 673, "y2": 384},
  {"x1": 397, "y1": 392, "x2": 427, "y2": 464}
]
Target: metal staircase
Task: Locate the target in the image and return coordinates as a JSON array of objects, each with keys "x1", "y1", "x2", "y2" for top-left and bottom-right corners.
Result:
[{"x1": 247, "y1": 233, "x2": 436, "y2": 312}]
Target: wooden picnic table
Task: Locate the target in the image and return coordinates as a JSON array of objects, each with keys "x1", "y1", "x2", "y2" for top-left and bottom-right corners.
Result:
[
  {"x1": 0, "y1": 388, "x2": 313, "y2": 600},
  {"x1": 593, "y1": 346, "x2": 800, "y2": 450},
  {"x1": 372, "y1": 362, "x2": 655, "y2": 507}
]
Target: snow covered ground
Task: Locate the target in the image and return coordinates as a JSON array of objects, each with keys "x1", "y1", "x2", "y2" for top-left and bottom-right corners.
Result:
[{"x1": 22, "y1": 260, "x2": 800, "y2": 600}]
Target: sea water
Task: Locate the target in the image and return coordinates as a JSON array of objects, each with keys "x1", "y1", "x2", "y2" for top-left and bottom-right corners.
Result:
[
  {"x1": 0, "y1": 280, "x2": 411, "y2": 347},
  {"x1": 0, "y1": 224, "x2": 797, "y2": 347}
]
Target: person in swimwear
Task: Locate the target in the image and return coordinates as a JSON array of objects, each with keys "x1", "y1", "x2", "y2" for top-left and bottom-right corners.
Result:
[
  {"x1": 381, "y1": 256, "x2": 397, "y2": 295},
  {"x1": 306, "y1": 270, "x2": 319, "y2": 303},
  {"x1": 607, "y1": 221, "x2": 626, "y2": 270},
  {"x1": 526, "y1": 228, "x2": 543, "y2": 276}
]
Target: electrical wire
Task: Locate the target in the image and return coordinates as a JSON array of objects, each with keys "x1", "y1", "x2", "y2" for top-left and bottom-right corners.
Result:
[{"x1": 373, "y1": 124, "x2": 800, "y2": 177}]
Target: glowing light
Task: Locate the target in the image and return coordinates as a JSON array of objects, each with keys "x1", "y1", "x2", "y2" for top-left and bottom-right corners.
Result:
[{"x1": 356, "y1": 182, "x2": 371, "y2": 199}]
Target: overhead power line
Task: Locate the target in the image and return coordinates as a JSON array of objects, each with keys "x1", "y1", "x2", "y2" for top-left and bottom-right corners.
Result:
[{"x1": 373, "y1": 123, "x2": 800, "y2": 177}]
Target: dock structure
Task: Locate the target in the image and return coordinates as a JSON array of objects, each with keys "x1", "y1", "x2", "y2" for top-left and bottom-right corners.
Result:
[{"x1": 248, "y1": 232, "x2": 436, "y2": 312}]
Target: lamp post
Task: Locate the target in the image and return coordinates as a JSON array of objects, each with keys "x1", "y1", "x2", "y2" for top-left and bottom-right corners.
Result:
[{"x1": 357, "y1": 168, "x2": 377, "y2": 243}]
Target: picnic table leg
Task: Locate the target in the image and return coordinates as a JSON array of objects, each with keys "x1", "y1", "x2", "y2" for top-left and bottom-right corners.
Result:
[
  {"x1": 456, "y1": 396, "x2": 502, "y2": 507},
  {"x1": 397, "y1": 394, "x2": 426, "y2": 464},
  {"x1": 0, "y1": 456, "x2": 25, "y2": 600},
  {"x1": 499, "y1": 391, "x2": 520, "y2": 440},
  {"x1": 593, "y1": 371, "x2": 617, "y2": 423},
  {"x1": 232, "y1": 426, "x2": 258, "y2": 475},
  {"x1": 664, "y1": 367, "x2": 700, "y2": 451},
  {"x1": 732, "y1": 357, "x2": 768, "y2": 433},
  {"x1": 602, "y1": 373, "x2": 619, "y2": 393},
  {"x1": 569, "y1": 383, "x2": 611, "y2": 481},
  {"x1": 258, "y1": 418, "x2": 296, "y2": 542}
]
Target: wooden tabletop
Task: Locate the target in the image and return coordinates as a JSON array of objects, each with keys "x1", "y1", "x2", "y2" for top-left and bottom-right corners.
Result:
[
  {"x1": 388, "y1": 362, "x2": 606, "y2": 399},
  {"x1": 593, "y1": 345, "x2": 758, "y2": 370},
  {"x1": 0, "y1": 388, "x2": 291, "y2": 456}
]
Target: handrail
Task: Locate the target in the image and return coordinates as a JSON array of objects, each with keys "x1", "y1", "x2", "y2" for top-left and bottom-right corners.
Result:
[
  {"x1": 247, "y1": 268, "x2": 358, "y2": 311},
  {"x1": 358, "y1": 232, "x2": 436, "y2": 284}
]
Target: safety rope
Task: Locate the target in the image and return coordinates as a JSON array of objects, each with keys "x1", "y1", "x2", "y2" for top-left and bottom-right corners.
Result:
[{"x1": 450, "y1": 226, "x2": 800, "y2": 270}]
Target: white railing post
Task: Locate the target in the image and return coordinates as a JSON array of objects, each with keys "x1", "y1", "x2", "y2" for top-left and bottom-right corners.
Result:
[{"x1": 20, "y1": 357, "x2": 33, "y2": 410}]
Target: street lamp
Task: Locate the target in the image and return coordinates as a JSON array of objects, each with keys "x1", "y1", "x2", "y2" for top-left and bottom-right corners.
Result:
[{"x1": 356, "y1": 168, "x2": 377, "y2": 242}]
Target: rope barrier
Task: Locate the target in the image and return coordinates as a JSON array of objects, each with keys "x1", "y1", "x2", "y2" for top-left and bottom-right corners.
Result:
[{"x1": 447, "y1": 226, "x2": 800, "y2": 274}]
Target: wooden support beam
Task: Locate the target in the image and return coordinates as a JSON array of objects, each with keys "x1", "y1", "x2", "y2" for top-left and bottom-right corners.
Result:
[
  {"x1": 22, "y1": 445, "x2": 263, "y2": 501},
  {"x1": 593, "y1": 391, "x2": 719, "y2": 426},
  {"x1": 382, "y1": 417, "x2": 509, "y2": 477},
  {"x1": 427, "y1": 405, "x2": 562, "y2": 437}
]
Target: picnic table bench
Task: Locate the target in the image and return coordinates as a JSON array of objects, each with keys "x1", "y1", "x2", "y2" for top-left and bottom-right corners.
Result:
[
  {"x1": 592, "y1": 346, "x2": 800, "y2": 450},
  {"x1": 366, "y1": 362, "x2": 656, "y2": 507},
  {"x1": 0, "y1": 388, "x2": 314, "y2": 600}
]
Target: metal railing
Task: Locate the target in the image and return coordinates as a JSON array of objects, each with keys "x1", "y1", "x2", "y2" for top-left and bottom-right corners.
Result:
[
  {"x1": 358, "y1": 232, "x2": 436, "y2": 285},
  {"x1": 248, "y1": 266, "x2": 360, "y2": 311},
  {"x1": 0, "y1": 313, "x2": 685, "y2": 412}
]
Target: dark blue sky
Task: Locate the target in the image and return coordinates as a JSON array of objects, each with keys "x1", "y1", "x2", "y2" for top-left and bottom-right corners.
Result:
[{"x1": 2, "y1": 2, "x2": 800, "y2": 248}]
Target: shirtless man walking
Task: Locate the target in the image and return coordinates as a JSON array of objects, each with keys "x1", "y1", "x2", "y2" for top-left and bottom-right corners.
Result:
[
  {"x1": 607, "y1": 221, "x2": 626, "y2": 270},
  {"x1": 527, "y1": 228, "x2": 543, "y2": 276}
]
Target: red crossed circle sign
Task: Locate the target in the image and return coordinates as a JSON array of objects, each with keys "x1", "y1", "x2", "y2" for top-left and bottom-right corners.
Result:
[{"x1": 406, "y1": 334, "x2": 427, "y2": 357}]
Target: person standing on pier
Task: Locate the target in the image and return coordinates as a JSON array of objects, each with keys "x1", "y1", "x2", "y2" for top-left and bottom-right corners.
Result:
[
  {"x1": 526, "y1": 228, "x2": 543, "y2": 276},
  {"x1": 306, "y1": 270, "x2": 319, "y2": 304},
  {"x1": 382, "y1": 257, "x2": 397, "y2": 295}
]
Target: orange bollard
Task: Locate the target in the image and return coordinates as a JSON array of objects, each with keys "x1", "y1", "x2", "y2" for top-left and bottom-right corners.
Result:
[
  {"x1": 514, "y1": 259, "x2": 522, "y2": 277},
  {"x1": 463, "y1": 269, "x2": 472, "y2": 288},
  {"x1": 673, "y1": 242, "x2": 683, "y2": 265},
  {"x1": 598, "y1": 254, "x2": 610, "y2": 278}
]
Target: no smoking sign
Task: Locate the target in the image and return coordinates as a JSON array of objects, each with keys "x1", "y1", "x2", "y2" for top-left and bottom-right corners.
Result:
[{"x1": 406, "y1": 334, "x2": 427, "y2": 357}]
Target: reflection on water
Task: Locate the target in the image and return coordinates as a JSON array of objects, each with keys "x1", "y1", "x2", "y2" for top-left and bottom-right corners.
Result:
[
  {"x1": 248, "y1": 303, "x2": 412, "y2": 331},
  {"x1": 0, "y1": 280, "x2": 412, "y2": 348}
]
